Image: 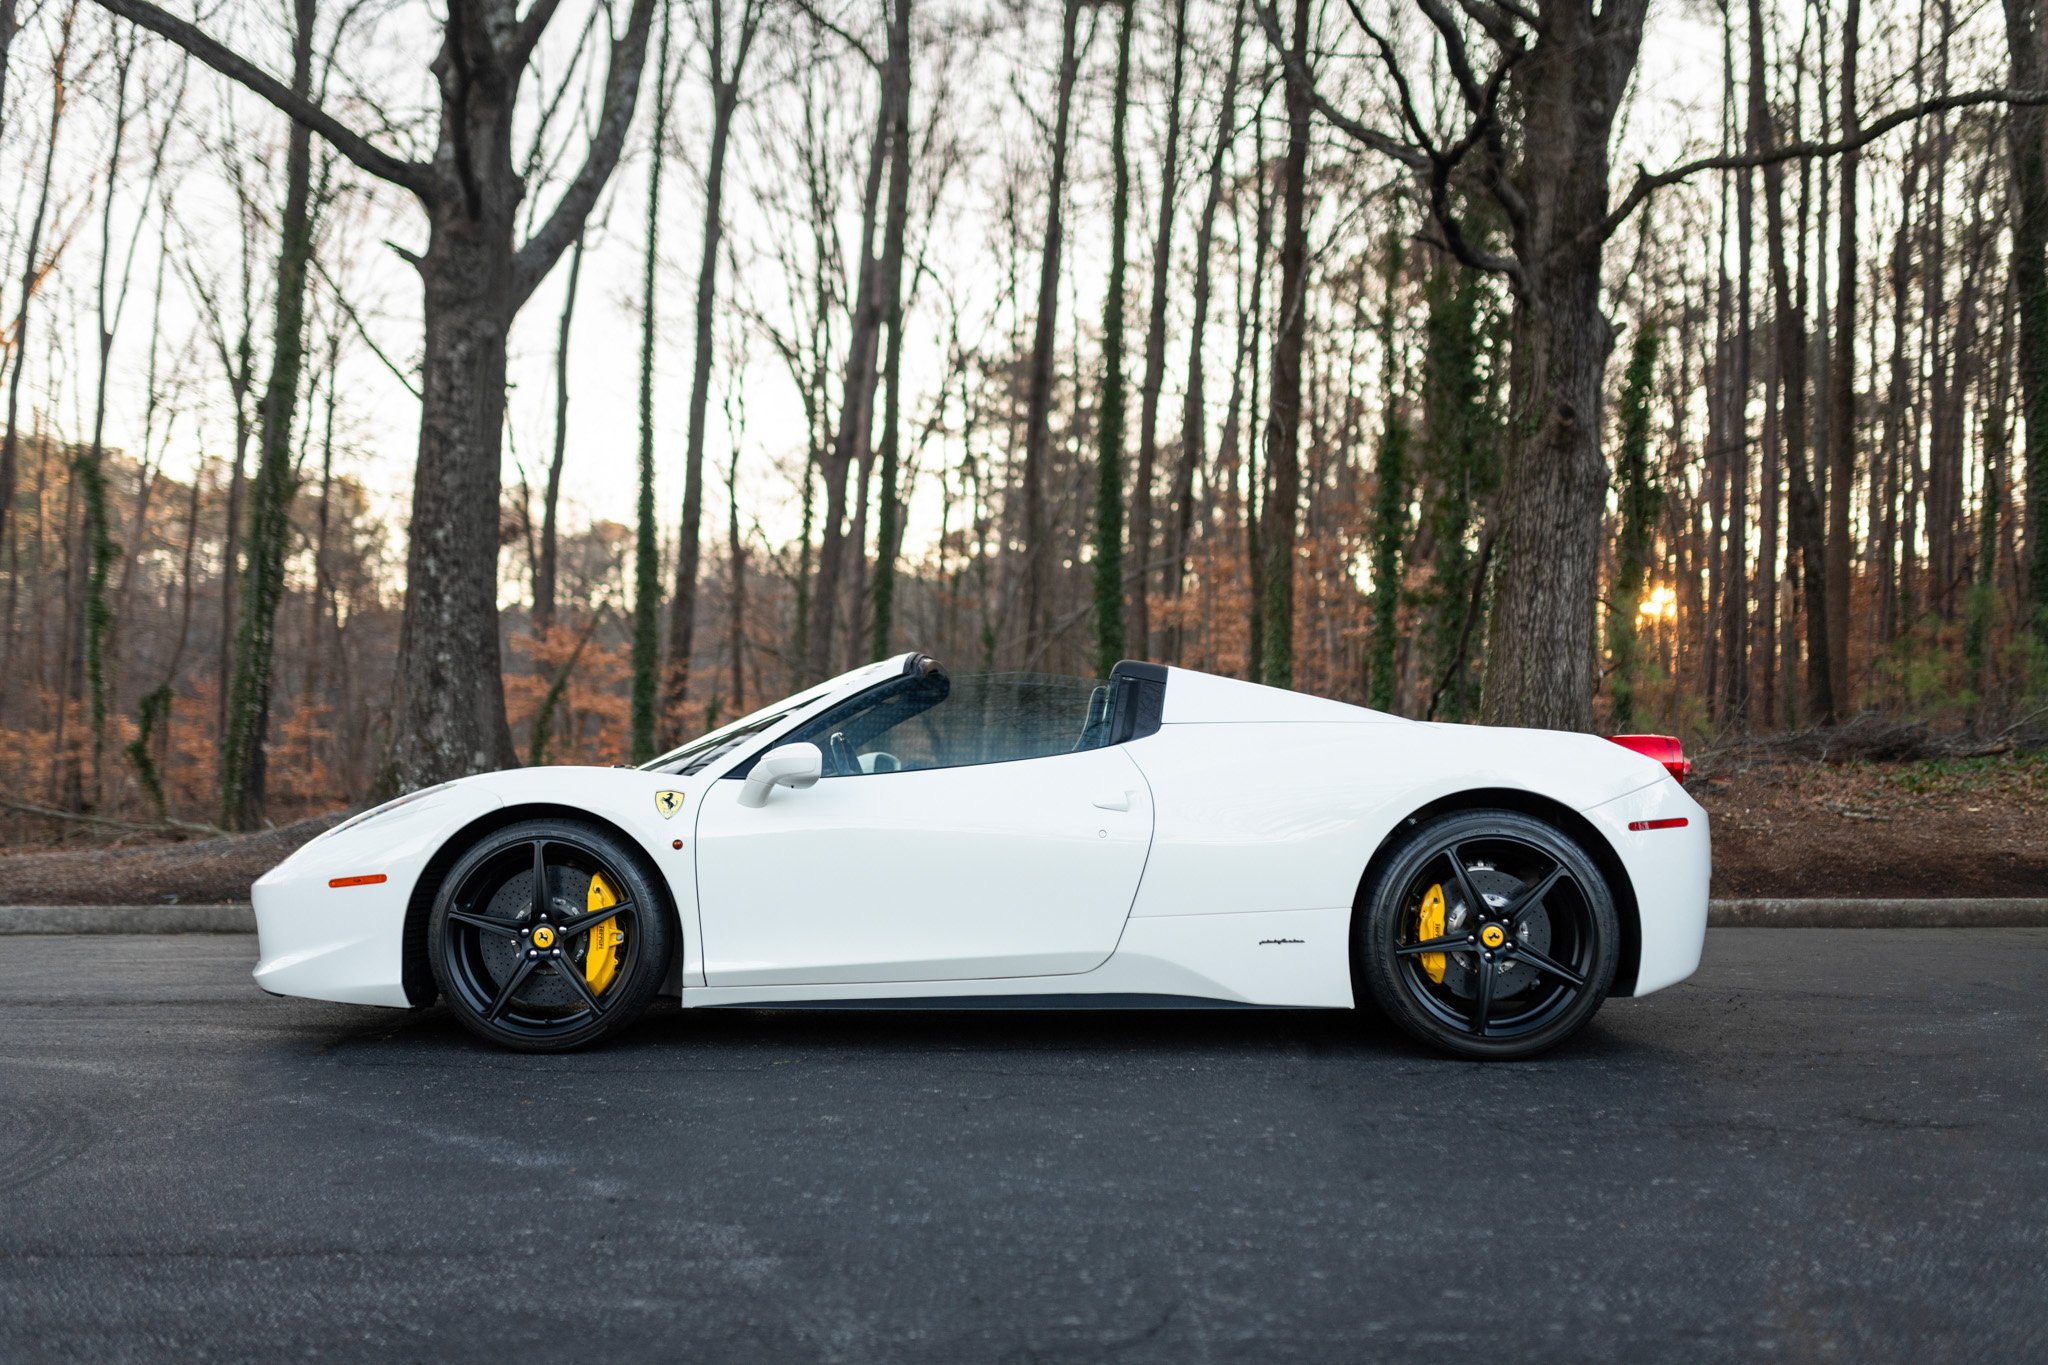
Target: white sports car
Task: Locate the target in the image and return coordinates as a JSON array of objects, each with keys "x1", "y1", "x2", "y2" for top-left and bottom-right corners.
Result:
[{"x1": 253, "y1": 653, "x2": 1709, "y2": 1059}]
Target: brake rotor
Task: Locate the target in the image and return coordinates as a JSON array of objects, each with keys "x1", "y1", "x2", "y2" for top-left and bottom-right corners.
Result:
[
  {"x1": 476, "y1": 863, "x2": 624, "y2": 1007},
  {"x1": 1426, "y1": 863, "x2": 1553, "y2": 1002}
]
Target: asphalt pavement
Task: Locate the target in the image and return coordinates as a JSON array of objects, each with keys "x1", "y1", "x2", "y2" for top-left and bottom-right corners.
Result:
[{"x1": 1, "y1": 929, "x2": 2044, "y2": 1362}]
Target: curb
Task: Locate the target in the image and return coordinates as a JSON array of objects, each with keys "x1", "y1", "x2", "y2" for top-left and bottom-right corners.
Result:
[
  {"x1": 0, "y1": 905, "x2": 255, "y2": 934},
  {"x1": 2, "y1": 900, "x2": 2047, "y2": 934},
  {"x1": 1707, "y1": 898, "x2": 2048, "y2": 928}
]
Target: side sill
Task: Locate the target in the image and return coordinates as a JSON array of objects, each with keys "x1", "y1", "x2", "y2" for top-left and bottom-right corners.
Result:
[{"x1": 693, "y1": 993, "x2": 1340, "y2": 1012}]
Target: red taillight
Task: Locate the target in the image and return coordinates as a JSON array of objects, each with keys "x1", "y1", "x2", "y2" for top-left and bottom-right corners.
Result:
[{"x1": 1608, "y1": 734, "x2": 1691, "y2": 783}]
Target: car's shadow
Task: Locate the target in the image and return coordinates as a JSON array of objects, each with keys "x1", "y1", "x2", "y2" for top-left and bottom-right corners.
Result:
[{"x1": 300, "y1": 993, "x2": 1666, "y2": 1069}]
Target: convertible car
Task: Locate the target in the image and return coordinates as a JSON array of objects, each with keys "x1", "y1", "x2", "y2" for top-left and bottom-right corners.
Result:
[{"x1": 253, "y1": 653, "x2": 1709, "y2": 1059}]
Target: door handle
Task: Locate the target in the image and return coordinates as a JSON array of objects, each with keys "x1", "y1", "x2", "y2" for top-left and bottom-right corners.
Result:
[{"x1": 1091, "y1": 791, "x2": 1132, "y2": 812}]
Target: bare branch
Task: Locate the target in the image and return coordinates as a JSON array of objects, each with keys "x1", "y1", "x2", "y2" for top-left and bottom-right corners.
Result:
[
  {"x1": 511, "y1": 0, "x2": 567, "y2": 69},
  {"x1": 788, "y1": 0, "x2": 880, "y2": 70},
  {"x1": 309, "y1": 254, "x2": 421, "y2": 398},
  {"x1": 1588, "y1": 86, "x2": 2048, "y2": 250},
  {"x1": 1252, "y1": 1, "x2": 1426, "y2": 168},
  {"x1": 89, "y1": 0, "x2": 432, "y2": 196},
  {"x1": 1294, "y1": 0, "x2": 1527, "y2": 290},
  {"x1": 1346, "y1": 0, "x2": 1436, "y2": 150},
  {"x1": 1414, "y1": 0, "x2": 1489, "y2": 110},
  {"x1": 513, "y1": 0, "x2": 658, "y2": 303}
]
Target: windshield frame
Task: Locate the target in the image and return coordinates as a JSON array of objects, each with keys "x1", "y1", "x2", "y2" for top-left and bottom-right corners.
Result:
[{"x1": 635, "y1": 653, "x2": 918, "y2": 777}]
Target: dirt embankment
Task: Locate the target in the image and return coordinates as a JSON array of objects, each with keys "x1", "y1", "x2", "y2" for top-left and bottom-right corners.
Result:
[
  {"x1": 0, "y1": 816, "x2": 341, "y2": 905},
  {"x1": 1693, "y1": 755, "x2": 2048, "y2": 898}
]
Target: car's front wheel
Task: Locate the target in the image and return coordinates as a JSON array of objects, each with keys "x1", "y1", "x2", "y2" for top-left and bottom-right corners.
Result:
[
  {"x1": 428, "y1": 819, "x2": 672, "y2": 1052},
  {"x1": 1357, "y1": 810, "x2": 1618, "y2": 1060}
]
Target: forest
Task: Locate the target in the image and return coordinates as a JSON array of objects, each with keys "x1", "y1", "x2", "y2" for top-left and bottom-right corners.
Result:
[{"x1": 1, "y1": 0, "x2": 2045, "y2": 838}]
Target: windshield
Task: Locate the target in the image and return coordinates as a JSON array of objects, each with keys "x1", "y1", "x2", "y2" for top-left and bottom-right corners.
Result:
[{"x1": 635, "y1": 657, "x2": 906, "y2": 774}]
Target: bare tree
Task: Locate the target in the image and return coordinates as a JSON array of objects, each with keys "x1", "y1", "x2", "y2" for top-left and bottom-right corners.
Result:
[
  {"x1": 1824, "y1": 0, "x2": 1860, "y2": 710},
  {"x1": 1091, "y1": 0, "x2": 1133, "y2": 676},
  {"x1": 1130, "y1": 0, "x2": 1189, "y2": 658},
  {"x1": 1165, "y1": 0, "x2": 1245, "y2": 666},
  {"x1": 532, "y1": 227, "x2": 586, "y2": 636},
  {"x1": 219, "y1": 0, "x2": 321, "y2": 828},
  {"x1": 659, "y1": 0, "x2": 764, "y2": 741},
  {"x1": 804, "y1": 1, "x2": 910, "y2": 681},
  {"x1": 95, "y1": 0, "x2": 660, "y2": 792},
  {"x1": 1258, "y1": 0, "x2": 1309, "y2": 690},
  {"x1": 632, "y1": 0, "x2": 676, "y2": 764},
  {"x1": 1753, "y1": 0, "x2": 1834, "y2": 721},
  {"x1": 2010, "y1": 0, "x2": 2048, "y2": 629},
  {"x1": 0, "y1": 0, "x2": 76, "y2": 583}
]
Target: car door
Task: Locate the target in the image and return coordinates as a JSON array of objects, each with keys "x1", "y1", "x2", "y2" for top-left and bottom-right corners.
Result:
[{"x1": 692, "y1": 743, "x2": 1154, "y2": 986}]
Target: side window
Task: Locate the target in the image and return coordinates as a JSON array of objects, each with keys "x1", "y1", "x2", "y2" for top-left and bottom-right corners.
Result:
[{"x1": 787, "y1": 670, "x2": 1111, "y2": 777}]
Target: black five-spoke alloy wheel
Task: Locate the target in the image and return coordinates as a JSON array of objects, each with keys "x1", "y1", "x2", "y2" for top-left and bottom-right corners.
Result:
[
  {"x1": 428, "y1": 819, "x2": 673, "y2": 1051},
  {"x1": 1358, "y1": 810, "x2": 1618, "y2": 1060}
]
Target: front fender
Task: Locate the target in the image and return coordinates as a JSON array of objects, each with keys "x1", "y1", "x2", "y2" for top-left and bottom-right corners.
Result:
[{"x1": 253, "y1": 782, "x2": 506, "y2": 1006}]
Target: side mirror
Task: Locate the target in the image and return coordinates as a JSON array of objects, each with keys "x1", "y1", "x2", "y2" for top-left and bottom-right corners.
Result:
[{"x1": 738, "y1": 742, "x2": 823, "y2": 808}]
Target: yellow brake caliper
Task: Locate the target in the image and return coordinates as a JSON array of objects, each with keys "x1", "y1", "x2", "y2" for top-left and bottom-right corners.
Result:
[
  {"x1": 1417, "y1": 883, "x2": 1447, "y2": 984},
  {"x1": 584, "y1": 872, "x2": 626, "y2": 995}
]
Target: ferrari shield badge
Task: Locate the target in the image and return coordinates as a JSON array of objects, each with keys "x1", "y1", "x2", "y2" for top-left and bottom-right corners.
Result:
[{"x1": 654, "y1": 790, "x2": 686, "y2": 820}]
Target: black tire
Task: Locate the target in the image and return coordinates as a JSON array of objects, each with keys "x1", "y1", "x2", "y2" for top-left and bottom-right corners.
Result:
[
  {"x1": 428, "y1": 818, "x2": 673, "y2": 1052},
  {"x1": 1357, "y1": 810, "x2": 1618, "y2": 1060}
]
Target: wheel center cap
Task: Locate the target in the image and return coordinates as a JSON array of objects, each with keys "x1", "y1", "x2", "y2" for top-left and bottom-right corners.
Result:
[
  {"x1": 532, "y1": 924, "x2": 557, "y2": 949},
  {"x1": 1479, "y1": 924, "x2": 1506, "y2": 950}
]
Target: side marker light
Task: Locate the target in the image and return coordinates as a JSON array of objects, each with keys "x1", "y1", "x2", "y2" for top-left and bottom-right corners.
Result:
[
  {"x1": 1627, "y1": 817, "x2": 1689, "y2": 832},
  {"x1": 328, "y1": 874, "x2": 389, "y2": 889}
]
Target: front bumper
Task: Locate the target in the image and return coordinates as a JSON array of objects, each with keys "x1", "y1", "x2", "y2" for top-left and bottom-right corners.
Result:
[{"x1": 252, "y1": 786, "x2": 503, "y2": 1007}]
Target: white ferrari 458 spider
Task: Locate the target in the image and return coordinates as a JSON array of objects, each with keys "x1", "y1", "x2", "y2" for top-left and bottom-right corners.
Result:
[{"x1": 253, "y1": 653, "x2": 1709, "y2": 1059}]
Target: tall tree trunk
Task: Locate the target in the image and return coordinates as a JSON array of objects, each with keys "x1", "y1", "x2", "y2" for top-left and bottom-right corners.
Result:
[
  {"x1": 1753, "y1": 0, "x2": 1835, "y2": 721},
  {"x1": 1723, "y1": 0, "x2": 1753, "y2": 730},
  {"x1": 0, "y1": 0, "x2": 74, "y2": 630},
  {"x1": 806, "y1": 40, "x2": 892, "y2": 681},
  {"x1": 1018, "y1": 0, "x2": 1083, "y2": 666},
  {"x1": 1824, "y1": 0, "x2": 1861, "y2": 712},
  {"x1": 220, "y1": 0, "x2": 318, "y2": 829},
  {"x1": 1245, "y1": 107, "x2": 1271, "y2": 682},
  {"x1": 868, "y1": 0, "x2": 914, "y2": 662},
  {"x1": 1259, "y1": 0, "x2": 1310, "y2": 690},
  {"x1": 533, "y1": 228, "x2": 585, "y2": 637},
  {"x1": 663, "y1": 0, "x2": 763, "y2": 736},
  {"x1": 1477, "y1": 2, "x2": 1646, "y2": 732},
  {"x1": 634, "y1": 0, "x2": 674, "y2": 763},
  {"x1": 1608, "y1": 328, "x2": 1660, "y2": 729},
  {"x1": 1366, "y1": 232, "x2": 1407, "y2": 711},
  {"x1": 1131, "y1": 0, "x2": 1190, "y2": 658},
  {"x1": 1166, "y1": 0, "x2": 1245, "y2": 666},
  {"x1": 1092, "y1": 0, "x2": 1134, "y2": 676},
  {"x1": 216, "y1": 332, "x2": 254, "y2": 751},
  {"x1": 727, "y1": 441, "x2": 746, "y2": 712},
  {"x1": 2008, "y1": 0, "x2": 2048, "y2": 632},
  {"x1": 77, "y1": 34, "x2": 137, "y2": 808},
  {"x1": 306, "y1": 330, "x2": 339, "y2": 708}
]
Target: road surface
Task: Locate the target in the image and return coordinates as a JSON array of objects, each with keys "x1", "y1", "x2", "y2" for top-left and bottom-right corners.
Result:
[{"x1": 2, "y1": 929, "x2": 2044, "y2": 1361}]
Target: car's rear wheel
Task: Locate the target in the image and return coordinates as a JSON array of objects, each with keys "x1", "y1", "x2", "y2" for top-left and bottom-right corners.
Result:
[
  {"x1": 1357, "y1": 810, "x2": 1618, "y2": 1060},
  {"x1": 428, "y1": 819, "x2": 672, "y2": 1052}
]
